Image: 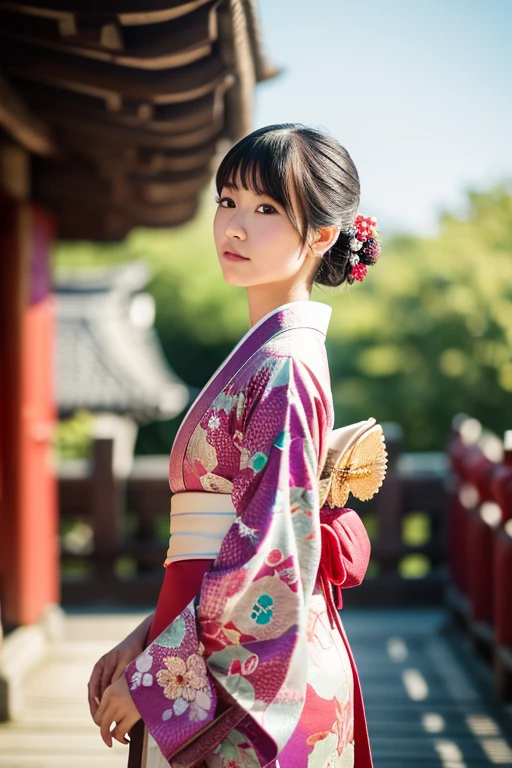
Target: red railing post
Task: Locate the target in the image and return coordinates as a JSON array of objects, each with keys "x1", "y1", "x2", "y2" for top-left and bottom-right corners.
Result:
[{"x1": 492, "y1": 433, "x2": 512, "y2": 701}]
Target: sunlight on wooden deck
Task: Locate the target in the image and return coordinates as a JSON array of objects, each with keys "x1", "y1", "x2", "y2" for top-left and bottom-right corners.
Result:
[{"x1": 0, "y1": 608, "x2": 511, "y2": 767}]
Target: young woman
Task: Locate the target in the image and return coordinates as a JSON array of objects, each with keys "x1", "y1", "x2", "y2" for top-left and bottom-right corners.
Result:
[{"x1": 88, "y1": 123, "x2": 386, "y2": 768}]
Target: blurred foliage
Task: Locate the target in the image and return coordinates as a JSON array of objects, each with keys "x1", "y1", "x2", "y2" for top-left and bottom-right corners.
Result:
[
  {"x1": 402, "y1": 512, "x2": 430, "y2": 546},
  {"x1": 398, "y1": 554, "x2": 431, "y2": 579},
  {"x1": 54, "y1": 411, "x2": 93, "y2": 460},
  {"x1": 53, "y1": 183, "x2": 512, "y2": 454}
]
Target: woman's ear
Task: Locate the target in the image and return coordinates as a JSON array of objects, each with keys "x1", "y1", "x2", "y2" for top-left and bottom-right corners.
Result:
[{"x1": 309, "y1": 224, "x2": 340, "y2": 258}]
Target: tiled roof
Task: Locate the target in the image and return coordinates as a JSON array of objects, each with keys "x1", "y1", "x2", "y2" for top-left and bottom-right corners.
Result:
[{"x1": 54, "y1": 261, "x2": 191, "y2": 422}]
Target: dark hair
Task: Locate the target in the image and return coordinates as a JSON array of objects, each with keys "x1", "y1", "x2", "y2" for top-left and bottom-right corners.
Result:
[{"x1": 215, "y1": 123, "x2": 376, "y2": 288}]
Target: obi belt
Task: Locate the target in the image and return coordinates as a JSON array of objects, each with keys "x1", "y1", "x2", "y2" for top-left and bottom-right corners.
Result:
[{"x1": 164, "y1": 418, "x2": 387, "y2": 623}]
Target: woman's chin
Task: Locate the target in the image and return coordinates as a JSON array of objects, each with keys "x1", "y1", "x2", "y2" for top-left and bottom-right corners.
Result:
[
  {"x1": 221, "y1": 275, "x2": 250, "y2": 287},
  {"x1": 218, "y1": 266, "x2": 251, "y2": 287}
]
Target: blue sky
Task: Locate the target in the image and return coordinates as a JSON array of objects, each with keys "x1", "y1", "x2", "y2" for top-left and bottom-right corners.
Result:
[{"x1": 253, "y1": 0, "x2": 512, "y2": 238}]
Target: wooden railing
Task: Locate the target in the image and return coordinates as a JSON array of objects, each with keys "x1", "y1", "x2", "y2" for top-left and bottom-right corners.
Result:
[
  {"x1": 58, "y1": 423, "x2": 449, "y2": 607},
  {"x1": 446, "y1": 415, "x2": 512, "y2": 702}
]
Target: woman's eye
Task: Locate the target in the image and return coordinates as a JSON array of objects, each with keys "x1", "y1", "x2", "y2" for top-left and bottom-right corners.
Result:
[
  {"x1": 257, "y1": 203, "x2": 277, "y2": 214},
  {"x1": 214, "y1": 195, "x2": 234, "y2": 208}
]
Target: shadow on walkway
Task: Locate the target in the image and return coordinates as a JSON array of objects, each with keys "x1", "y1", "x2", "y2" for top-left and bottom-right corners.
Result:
[{"x1": 342, "y1": 608, "x2": 512, "y2": 767}]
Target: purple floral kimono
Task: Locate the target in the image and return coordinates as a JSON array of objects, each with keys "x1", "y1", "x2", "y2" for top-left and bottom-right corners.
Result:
[{"x1": 125, "y1": 300, "x2": 373, "y2": 768}]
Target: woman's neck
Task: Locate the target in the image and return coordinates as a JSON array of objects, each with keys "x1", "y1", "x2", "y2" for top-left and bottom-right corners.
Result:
[{"x1": 246, "y1": 283, "x2": 311, "y2": 328}]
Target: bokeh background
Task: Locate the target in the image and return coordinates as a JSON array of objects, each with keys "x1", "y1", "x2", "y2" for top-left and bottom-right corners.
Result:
[{"x1": 54, "y1": 0, "x2": 512, "y2": 460}]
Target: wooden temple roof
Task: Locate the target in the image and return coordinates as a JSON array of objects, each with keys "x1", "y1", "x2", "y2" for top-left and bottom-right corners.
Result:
[{"x1": 0, "y1": 0, "x2": 278, "y2": 239}]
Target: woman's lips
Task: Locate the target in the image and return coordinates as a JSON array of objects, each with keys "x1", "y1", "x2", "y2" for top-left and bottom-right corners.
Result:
[{"x1": 223, "y1": 251, "x2": 249, "y2": 262}]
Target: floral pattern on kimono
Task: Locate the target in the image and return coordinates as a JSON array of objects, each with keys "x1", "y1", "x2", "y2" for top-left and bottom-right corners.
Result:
[{"x1": 125, "y1": 301, "x2": 371, "y2": 768}]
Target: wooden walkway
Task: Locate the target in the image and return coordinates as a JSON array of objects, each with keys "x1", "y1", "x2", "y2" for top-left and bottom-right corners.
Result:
[
  {"x1": 0, "y1": 608, "x2": 511, "y2": 767},
  {"x1": 344, "y1": 608, "x2": 512, "y2": 767}
]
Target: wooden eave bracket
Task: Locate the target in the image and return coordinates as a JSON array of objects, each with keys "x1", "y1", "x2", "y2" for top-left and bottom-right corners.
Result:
[{"x1": 0, "y1": 70, "x2": 56, "y2": 156}]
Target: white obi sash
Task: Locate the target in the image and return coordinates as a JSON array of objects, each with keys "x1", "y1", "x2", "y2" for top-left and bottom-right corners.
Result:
[
  {"x1": 164, "y1": 491, "x2": 235, "y2": 567},
  {"x1": 164, "y1": 418, "x2": 388, "y2": 567}
]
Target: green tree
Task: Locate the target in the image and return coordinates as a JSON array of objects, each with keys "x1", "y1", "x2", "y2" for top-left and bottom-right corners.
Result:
[{"x1": 325, "y1": 184, "x2": 512, "y2": 449}]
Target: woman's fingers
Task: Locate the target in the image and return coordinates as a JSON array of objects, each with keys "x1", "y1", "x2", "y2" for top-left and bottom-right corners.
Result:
[
  {"x1": 96, "y1": 697, "x2": 115, "y2": 748},
  {"x1": 99, "y1": 709, "x2": 131, "y2": 748},
  {"x1": 99, "y1": 651, "x2": 118, "y2": 698},
  {"x1": 112, "y1": 719, "x2": 131, "y2": 745},
  {"x1": 88, "y1": 648, "x2": 125, "y2": 719},
  {"x1": 101, "y1": 717, "x2": 113, "y2": 748},
  {"x1": 94, "y1": 675, "x2": 140, "y2": 750},
  {"x1": 93, "y1": 685, "x2": 108, "y2": 727},
  {"x1": 87, "y1": 659, "x2": 105, "y2": 718},
  {"x1": 94, "y1": 685, "x2": 120, "y2": 747}
]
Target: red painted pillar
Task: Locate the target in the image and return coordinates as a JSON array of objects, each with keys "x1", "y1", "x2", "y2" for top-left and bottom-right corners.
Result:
[{"x1": 0, "y1": 195, "x2": 58, "y2": 627}]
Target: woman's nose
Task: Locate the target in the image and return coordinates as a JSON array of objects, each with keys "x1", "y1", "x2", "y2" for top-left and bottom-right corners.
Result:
[{"x1": 225, "y1": 219, "x2": 246, "y2": 240}]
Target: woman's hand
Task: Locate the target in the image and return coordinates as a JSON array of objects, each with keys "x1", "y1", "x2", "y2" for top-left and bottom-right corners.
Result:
[
  {"x1": 93, "y1": 674, "x2": 141, "y2": 747},
  {"x1": 87, "y1": 612, "x2": 153, "y2": 721}
]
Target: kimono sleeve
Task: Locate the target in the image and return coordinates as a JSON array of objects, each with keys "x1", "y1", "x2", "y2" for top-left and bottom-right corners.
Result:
[{"x1": 125, "y1": 354, "x2": 329, "y2": 766}]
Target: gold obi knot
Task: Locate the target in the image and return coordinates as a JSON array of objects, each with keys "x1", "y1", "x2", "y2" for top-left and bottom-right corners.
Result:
[{"x1": 318, "y1": 417, "x2": 388, "y2": 509}]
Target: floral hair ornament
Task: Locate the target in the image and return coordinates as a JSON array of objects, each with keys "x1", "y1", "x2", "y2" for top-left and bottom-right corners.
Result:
[{"x1": 346, "y1": 214, "x2": 381, "y2": 283}]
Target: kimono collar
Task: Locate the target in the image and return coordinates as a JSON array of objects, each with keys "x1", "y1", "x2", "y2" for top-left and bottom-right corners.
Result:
[
  {"x1": 246, "y1": 299, "x2": 332, "y2": 340},
  {"x1": 169, "y1": 300, "x2": 332, "y2": 492}
]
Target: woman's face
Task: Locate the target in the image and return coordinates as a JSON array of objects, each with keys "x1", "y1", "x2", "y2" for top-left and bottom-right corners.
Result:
[{"x1": 213, "y1": 179, "x2": 310, "y2": 288}]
